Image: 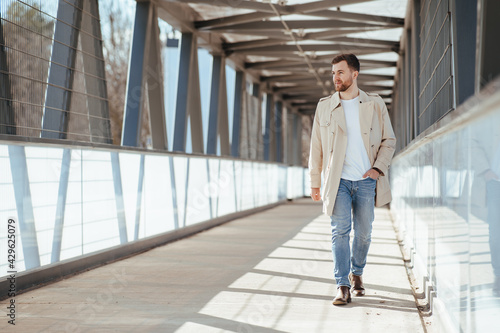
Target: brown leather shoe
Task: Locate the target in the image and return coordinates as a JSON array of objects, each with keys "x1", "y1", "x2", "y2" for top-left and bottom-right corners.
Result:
[
  {"x1": 332, "y1": 286, "x2": 351, "y2": 305},
  {"x1": 349, "y1": 273, "x2": 365, "y2": 296}
]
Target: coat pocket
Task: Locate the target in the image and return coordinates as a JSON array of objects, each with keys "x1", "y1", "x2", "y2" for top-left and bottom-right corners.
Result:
[
  {"x1": 375, "y1": 175, "x2": 392, "y2": 207},
  {"x1": 319, "y1": 113, "x2": 332, "y2": 127}
]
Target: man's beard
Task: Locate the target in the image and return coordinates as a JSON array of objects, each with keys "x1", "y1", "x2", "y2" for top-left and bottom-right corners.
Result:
[{"x1": 335, "y1": 79, "x2": 353, "y2": 92}]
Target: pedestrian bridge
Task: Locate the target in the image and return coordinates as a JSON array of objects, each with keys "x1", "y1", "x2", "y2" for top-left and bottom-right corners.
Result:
[{"x1": 2, "y1": 0, "x2": 500, "y2": 332}]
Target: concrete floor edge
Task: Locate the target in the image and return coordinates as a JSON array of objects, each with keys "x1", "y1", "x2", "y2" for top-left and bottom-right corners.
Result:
[{"x1": 388, "y1": 208, "x2": 434, "y2": 333}]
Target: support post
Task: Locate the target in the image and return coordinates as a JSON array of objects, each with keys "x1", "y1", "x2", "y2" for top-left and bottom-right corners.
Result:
[
  {"x1": 81, "y1": 0, "x2": 112, "y2": 143},
  {"x1": 252, "y1": 83, "x2": 264, "y2": 160},
  {"x1": 122, "y1": 1, "x2": 167, "y2": 148},
  {"x1": 231, "y1": 71, "x2": 244, "y2": 157},
  {"x1": 8, "y1": 146, "x2": 41, "y2": 269},
  {"x1": 207, "y1": 55, "x2": 230, "y2": 155},
  {"x1": 207, "y1": 55, "x2": 222, "y2": 155},
  {"x1": 451, "y1": 0, "x2": 476, "y2": 104},
  {"x1": 412, "y1": 0, "x2": 421, "y2": 137},
  {"x1": 134, "y1": 155, "x2": 145, "y2": 240},
  {"x1": 173, "y1": 33, "x2": 203, "y2": 153},
  {"x1": 275, "y1": 101, "x2": 283, "y2": 163},
  {"x1": 41, "y1": 0, "x2": 84, "y2": 139},
  {"x1": 111, "y1": 152, "x2": 128, "y2": 244},
  {"x1": 286, "y1": 112, "x2": 294, "y2": 165},
  {"x1": 51, "y1": 149, "x2": 71, "y2": 263},
  {"x1": 263, "y1": 94, "x2": 273, "y2": 161}
]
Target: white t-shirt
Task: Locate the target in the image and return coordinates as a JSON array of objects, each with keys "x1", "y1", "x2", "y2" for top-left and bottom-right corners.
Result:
[{"x1": 340, "y1": 96, "x2": 372, "y2": 181}]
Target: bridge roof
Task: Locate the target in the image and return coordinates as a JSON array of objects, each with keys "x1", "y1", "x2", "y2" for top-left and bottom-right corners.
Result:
[{"x1": 159, "y1": 0, "x2": 406, "y2": 114}]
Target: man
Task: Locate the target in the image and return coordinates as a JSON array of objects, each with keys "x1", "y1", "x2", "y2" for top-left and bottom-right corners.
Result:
[{"x1": 309, "y1": 54, "x2": 396, "y2": 305}]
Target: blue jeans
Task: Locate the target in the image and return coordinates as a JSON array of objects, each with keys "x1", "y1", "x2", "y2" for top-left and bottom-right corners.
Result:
[{"x1": 330, "y1": 178, "x2": 376, "y2": 287}]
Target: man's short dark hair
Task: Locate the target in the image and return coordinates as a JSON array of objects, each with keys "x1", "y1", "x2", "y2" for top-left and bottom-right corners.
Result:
[{"x1": 331, "y1": 54, "x2": 360, "y2": 72}]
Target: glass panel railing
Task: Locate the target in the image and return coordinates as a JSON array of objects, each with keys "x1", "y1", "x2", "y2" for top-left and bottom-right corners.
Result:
[
  {"x1": 391, "y1": 84, "x2": 500, "y2": 333},
  {"x1": 0, "y1": 142, "x2": 306, "y2": 278}
]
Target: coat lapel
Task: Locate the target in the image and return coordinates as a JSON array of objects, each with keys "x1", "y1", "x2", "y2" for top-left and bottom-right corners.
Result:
[
  {"x1": 330, "y1": 90, "x2": 373, "y2": 138},
  {"x1": 329, "y1": 92, "x2": 347, "y2": 134}
]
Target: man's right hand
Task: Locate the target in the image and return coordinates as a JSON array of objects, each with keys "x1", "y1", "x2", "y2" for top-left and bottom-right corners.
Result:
[{"x1": 311, "y1": 188, "x2": 321, "y2": 201}]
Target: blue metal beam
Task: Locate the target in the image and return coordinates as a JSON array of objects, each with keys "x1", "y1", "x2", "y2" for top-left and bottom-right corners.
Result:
[
  {"x1": 51, "y1": 149, "x2": 71, "y2": 263},
  {"x1": 275, "y1": 101, "x2": 283, "y2": 163},
  {"x1": 134, "y1": 154, "x2": 145, "y2": 241},
  {"x1": 145, "y1": 6, "x2": 168, "y2": 150},
  {"x1": 292, "y1": 114, "x2": 300, "y2": 166},
  {"x1": 263, "y1": 94, "x2": 273, "y2": 161},
  {"x1": 252, "y1": 83, "x2": 263, "y2": 160},
  {"x1": 169, "y1": 156, "x2": 179, "y2": 229},
  {"x1": 182, "y1": 158, "x2": 190, "y2": 227},
  {"x1": 173, "y1": 33, "x2": 194, "y2": 152},
  {"x1": 412, "y1": 0, "x2": 420, "y2": 138},
  {"x1": 217, "y1": 63, "x2": 230, "y2": 156},
  {"x1": 207, "y1": 55, "x2": 223, "y2": 155},
  {"x1": 206, "y1": 160, "x2": 213, "y2": 219},
  {"x1": 122, "y1": 1, "x2": 149, "y2": 147},
  {"x1": 111, "y1": 152, "x2": 128, "y2": 244},
  {"x1": 215, "y1": 161, "x2": 221, "y2": 217},
  {"x1": 122, "y1": 1, "x2": 167, "y2": 148},
  {"x1": 231, "y1": 71, "x2": 244, "y2": 157},
  {"x1": 8, "y1": 146, "x2": 41, "y2": 269},
  {"x1": 41, "y1": 0, "x2": 84, "y2": 139},
  {"x1": 232, "y1": 161, "x2": 238, "y2": 211},
  {"x1": 82, "y1": 0, "x2": 112, "y2": 144},
  {"x1": 452, "y1": 0, "x2": 476, "y2": 104},
  {"x1": 252, "y1": 83, "x2": 260, "y2": 98}
]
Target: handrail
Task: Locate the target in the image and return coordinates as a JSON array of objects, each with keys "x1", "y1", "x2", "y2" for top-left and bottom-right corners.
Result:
[{"x1": 0, "y1": 133, "x2": 302, "y2": 167}]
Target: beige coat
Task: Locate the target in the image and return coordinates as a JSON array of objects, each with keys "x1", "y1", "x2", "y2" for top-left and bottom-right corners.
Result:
[{"x1": 309, "y1": 89, "x2": 396, "y2": 215}]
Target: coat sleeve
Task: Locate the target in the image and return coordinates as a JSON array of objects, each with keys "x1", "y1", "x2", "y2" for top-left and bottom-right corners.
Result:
[
  {"x1": 309, "y1": 103, "x2": 323, "y2": 188},
  {"x1": 373, "y1": 98, "x2": 396, "y2": 176}
]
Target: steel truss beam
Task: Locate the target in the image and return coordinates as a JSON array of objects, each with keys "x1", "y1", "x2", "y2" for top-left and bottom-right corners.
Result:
[
  {"x1": 197, "y1": 9, "x2": 402, "y2": 31},
  {"x1": 209, "y1": 20, "x2": 396, "y2": 32},
  {"x1": 263, "y1": 94, "x2": 274, "y2": 161},
  {"x1": 229, "y1": 44, "x2": 394, "y2": 55},
  {"x1": 262, "y1": 73, "x2": 394, "y2": 83},
  {"x1": 274, "y1": 101, "x2": 283, "y2": 163},
  {"x1": 167, "y1": 0, "x2": 374, "y2": 14},
  {"x1": 51, "y1": 149, "x2": 71, "y2": 263},
  {"x1": 42, "y1": 0, "x2": 111, "y2": 143},
  {"x1": 41, "y1": 0, "x2": 84, "y2": 139},
  {"x1": 246, "y1": 59, "x2": 397, "y2": 70},
  {"x1": 8, "y1": 146, "x2": 41, "y2": 270},
  {"x1": 231, "y1": 71, "x2": 244, "y2": 157},
  {"x1": 122, "y1": 1, "x2": 168, "y2": 149},
  {"x1": 225, "y1": 36, "x2": 399, "y2": 53},
  {"x1": 207, "y1": 55, "x2": 230, "y2": 155}
]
